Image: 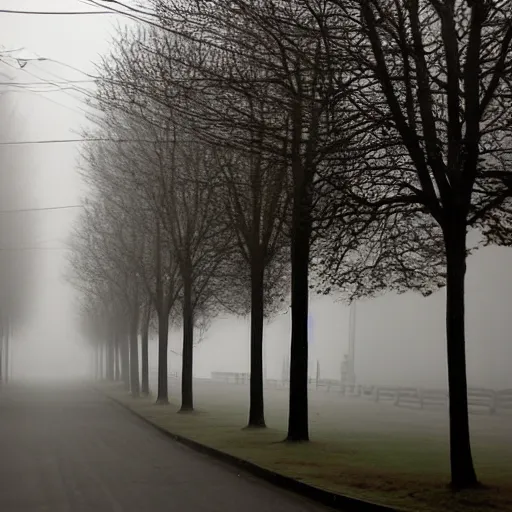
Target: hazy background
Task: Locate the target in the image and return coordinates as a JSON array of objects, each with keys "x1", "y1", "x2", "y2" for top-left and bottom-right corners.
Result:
[
  {"x1": 0, "y1": 0, "x2": 119, "y2": 380},
  {"x1": 1, "y1": 0, "x2": 511, "y2": 389}
]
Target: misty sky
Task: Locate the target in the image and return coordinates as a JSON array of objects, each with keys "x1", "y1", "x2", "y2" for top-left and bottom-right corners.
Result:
[
  {"x1": 0, "y1": 1, "x2": 510, "y2": 388},
  {"x1": 0, "y1": 0, "x2": 126, "y2": 379}
]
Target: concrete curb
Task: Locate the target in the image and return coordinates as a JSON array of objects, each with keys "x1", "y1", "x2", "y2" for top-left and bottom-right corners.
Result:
[{"x1": 102, "y1": 390, "x2": 400, "y2": 512}]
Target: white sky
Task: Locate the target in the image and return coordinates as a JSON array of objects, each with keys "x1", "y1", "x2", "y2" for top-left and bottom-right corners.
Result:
[{"x1": 0, "y1": 0, "x2": 128, "y2": 378}]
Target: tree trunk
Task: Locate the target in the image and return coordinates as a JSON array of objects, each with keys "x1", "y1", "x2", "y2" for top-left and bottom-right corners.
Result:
[
  {"x1": 141, "y1": 305, "x2": 151, "y2": 395},
  {"x1": 156, "y1": 309, "x2": 170, "y2": 404},
  {"x1": 119, "y1": 331, "x2": 130, "y2": 391},
  {"x1": 105, "y1": 340, "x2": 111, "y2": 380},
  {"x1": 99, "y1": 342, "x2": 104, "y2": 380},
  {"x1": 112, "y1": 340, "x2": 117, "y2": 381},
  {"x1": 444, "y1": 222, "x2": 478, "y2": 489},
  {"x1": 129, "y1": 307, "x2": 140, "y2": 397},
  {"x1": 286, "y1": 100, "x2": 311, "y2": 442},
  {"x1": 0, "y1": 336, "x2": 3, "y2": 384},
  {"x1": 5, "y1": 325, "x2": 9, "y2": 384},
  {"x1": 247, "y1": 262, "x2": 266, "y2": 428},
  {"x1": 114, "y1": 335, "x2": 120, "y2": 381},
  {"x1": 96, "y1": 343, "x2": 100, "y2": 380},
  {"x1": 287, "y1": 203, "x2": 311, "y2": 441},
  {"x1": 106, "y1": 337, "x2": 115, "y2": 381},
  {"x1": 180, "y1": 274, "x2": 194, "y2": 412},
  {"x1": 155, "y1": 221, "x2": 170, "y2": 405},
  {"x1": 0, "y1": 321, "x2": 4, "y2": 384}
]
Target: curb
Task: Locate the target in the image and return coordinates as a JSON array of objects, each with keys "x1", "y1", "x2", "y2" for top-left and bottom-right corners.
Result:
[{"x1": 103, "y1": 390, "x2": 399, "y2": 512}]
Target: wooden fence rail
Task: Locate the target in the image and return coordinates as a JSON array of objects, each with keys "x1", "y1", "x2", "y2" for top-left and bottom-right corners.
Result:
[
  {"x1": 205, "y1": 373, "x2": 510, "y2": 415},
  {"x1": 496, "y1": 389, "x2": 512, "y2": 412},
  {"x1": 211, "y1": 371, "x2": 250, "y2": 384},
  {"x1": 371, "y1": 385, "x2": 511, "y2": 415}
]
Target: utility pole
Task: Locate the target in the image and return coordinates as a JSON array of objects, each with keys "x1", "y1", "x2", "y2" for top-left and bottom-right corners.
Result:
[{"x1": 347, "y1": 301, "x2": 357, "y2": 386}]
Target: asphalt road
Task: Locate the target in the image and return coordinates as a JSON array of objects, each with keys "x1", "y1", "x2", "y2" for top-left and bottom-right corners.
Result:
[{"x1": 0, "y1": 383, "x2": 333, "y2": 512}]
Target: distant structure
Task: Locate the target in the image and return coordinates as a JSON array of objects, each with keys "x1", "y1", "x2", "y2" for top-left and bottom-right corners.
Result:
[{"x1": 342, "y1": 301, "x2": 357, "y2": 387}]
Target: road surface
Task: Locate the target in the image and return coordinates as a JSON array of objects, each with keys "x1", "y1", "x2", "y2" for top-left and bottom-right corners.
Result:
[{"x1": 0, "y1": 383, "x2": 332, "y2": 512}]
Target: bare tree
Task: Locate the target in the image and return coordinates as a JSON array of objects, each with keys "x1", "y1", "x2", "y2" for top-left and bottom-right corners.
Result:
[
  {"x1": 147, "y1": 0, "x2": 334, "y2": 436},
  {"x1": 316, "y1": 0, "x2": 512, "y2": 488},
  {"x1": 79, "y1": 105, "x2": 183, "y2": 404},
  {"x1": 94, "y1": 21, "x2": 292, "y2": 420},
  {"x1": 163, "y1": 141, "x2": 233, "y2": 412},
  {"x1": 140, "y1": 298, "x2": 152, "y2": 395},
  {"x1": 69, "y1": 195, "x2": 147, "y2": 397}
]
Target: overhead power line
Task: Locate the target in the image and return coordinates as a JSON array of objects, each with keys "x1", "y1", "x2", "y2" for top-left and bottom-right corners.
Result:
[
  {"x1": 0, "y1": 9, "x2": 113, "y2": 16},
  {"x1": 82, "y1": 0, "x2": 156, "y2": 19},
  {"x1": 4, "y1": 56, "x2": 97, "y2": 79},
  {"x1": 1, "y1": 60, "x2": 102, "y2": 119},
  {"x1": 0, "y1": 205, "x2": 83, "y2": 214},
  {"x1": 0, "y1": 138, "x2": 109, "y2": 146},
  {"x1": 80, "y1": 0, "x2": 185, "y2": 34},
  {"x1": 0, "y1": 246, "x2": 69, "y2": 251},
  {"x1": 0, "y1": 80, "x2": 96, "y2": 86},
  {"x1": 0, "y1": 138, "x2": 192, "y2": 146}
]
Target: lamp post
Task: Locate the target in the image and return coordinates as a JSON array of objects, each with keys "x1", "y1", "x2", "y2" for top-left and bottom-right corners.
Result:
[{"x1": 347, "y1": 301, "x2": 357, "y2": 386}]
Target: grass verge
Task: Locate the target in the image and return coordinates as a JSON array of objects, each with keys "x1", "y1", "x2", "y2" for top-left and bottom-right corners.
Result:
[{"x1": 101, "y1": 382, "x2": 512, "y2": 512}]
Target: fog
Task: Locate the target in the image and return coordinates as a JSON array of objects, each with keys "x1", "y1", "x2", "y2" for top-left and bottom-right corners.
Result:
[
  {"x1": 0, "y1": 0, "x2": 117, "y2": 381},
  {"x1": 162, "y1": 243, "x2": 512, "y2": 390},
  {"x1": 1, "y1": 4, "x2": 512, "y2": 512},
  {"x1": 0, "y1": 0, "x2": 510, "y2": 391}
]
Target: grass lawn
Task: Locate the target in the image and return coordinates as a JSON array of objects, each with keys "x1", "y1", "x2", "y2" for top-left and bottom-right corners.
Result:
[{"x1": 101, "y1": 380, "x2": 512, "y2": 512}]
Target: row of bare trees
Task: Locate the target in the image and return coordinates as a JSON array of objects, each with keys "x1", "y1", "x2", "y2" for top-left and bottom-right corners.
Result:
[
  {"x1": 69, "y1": 0, "x2": 512, "y2": 490},
  {"x1": 69, "y1": 85, "x2": 291, "y2": 414}
]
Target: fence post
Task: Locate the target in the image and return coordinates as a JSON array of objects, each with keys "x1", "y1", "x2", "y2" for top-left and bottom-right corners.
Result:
[{"x1": 490, "y1": 390, "x2": 497, "y2": 415}]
